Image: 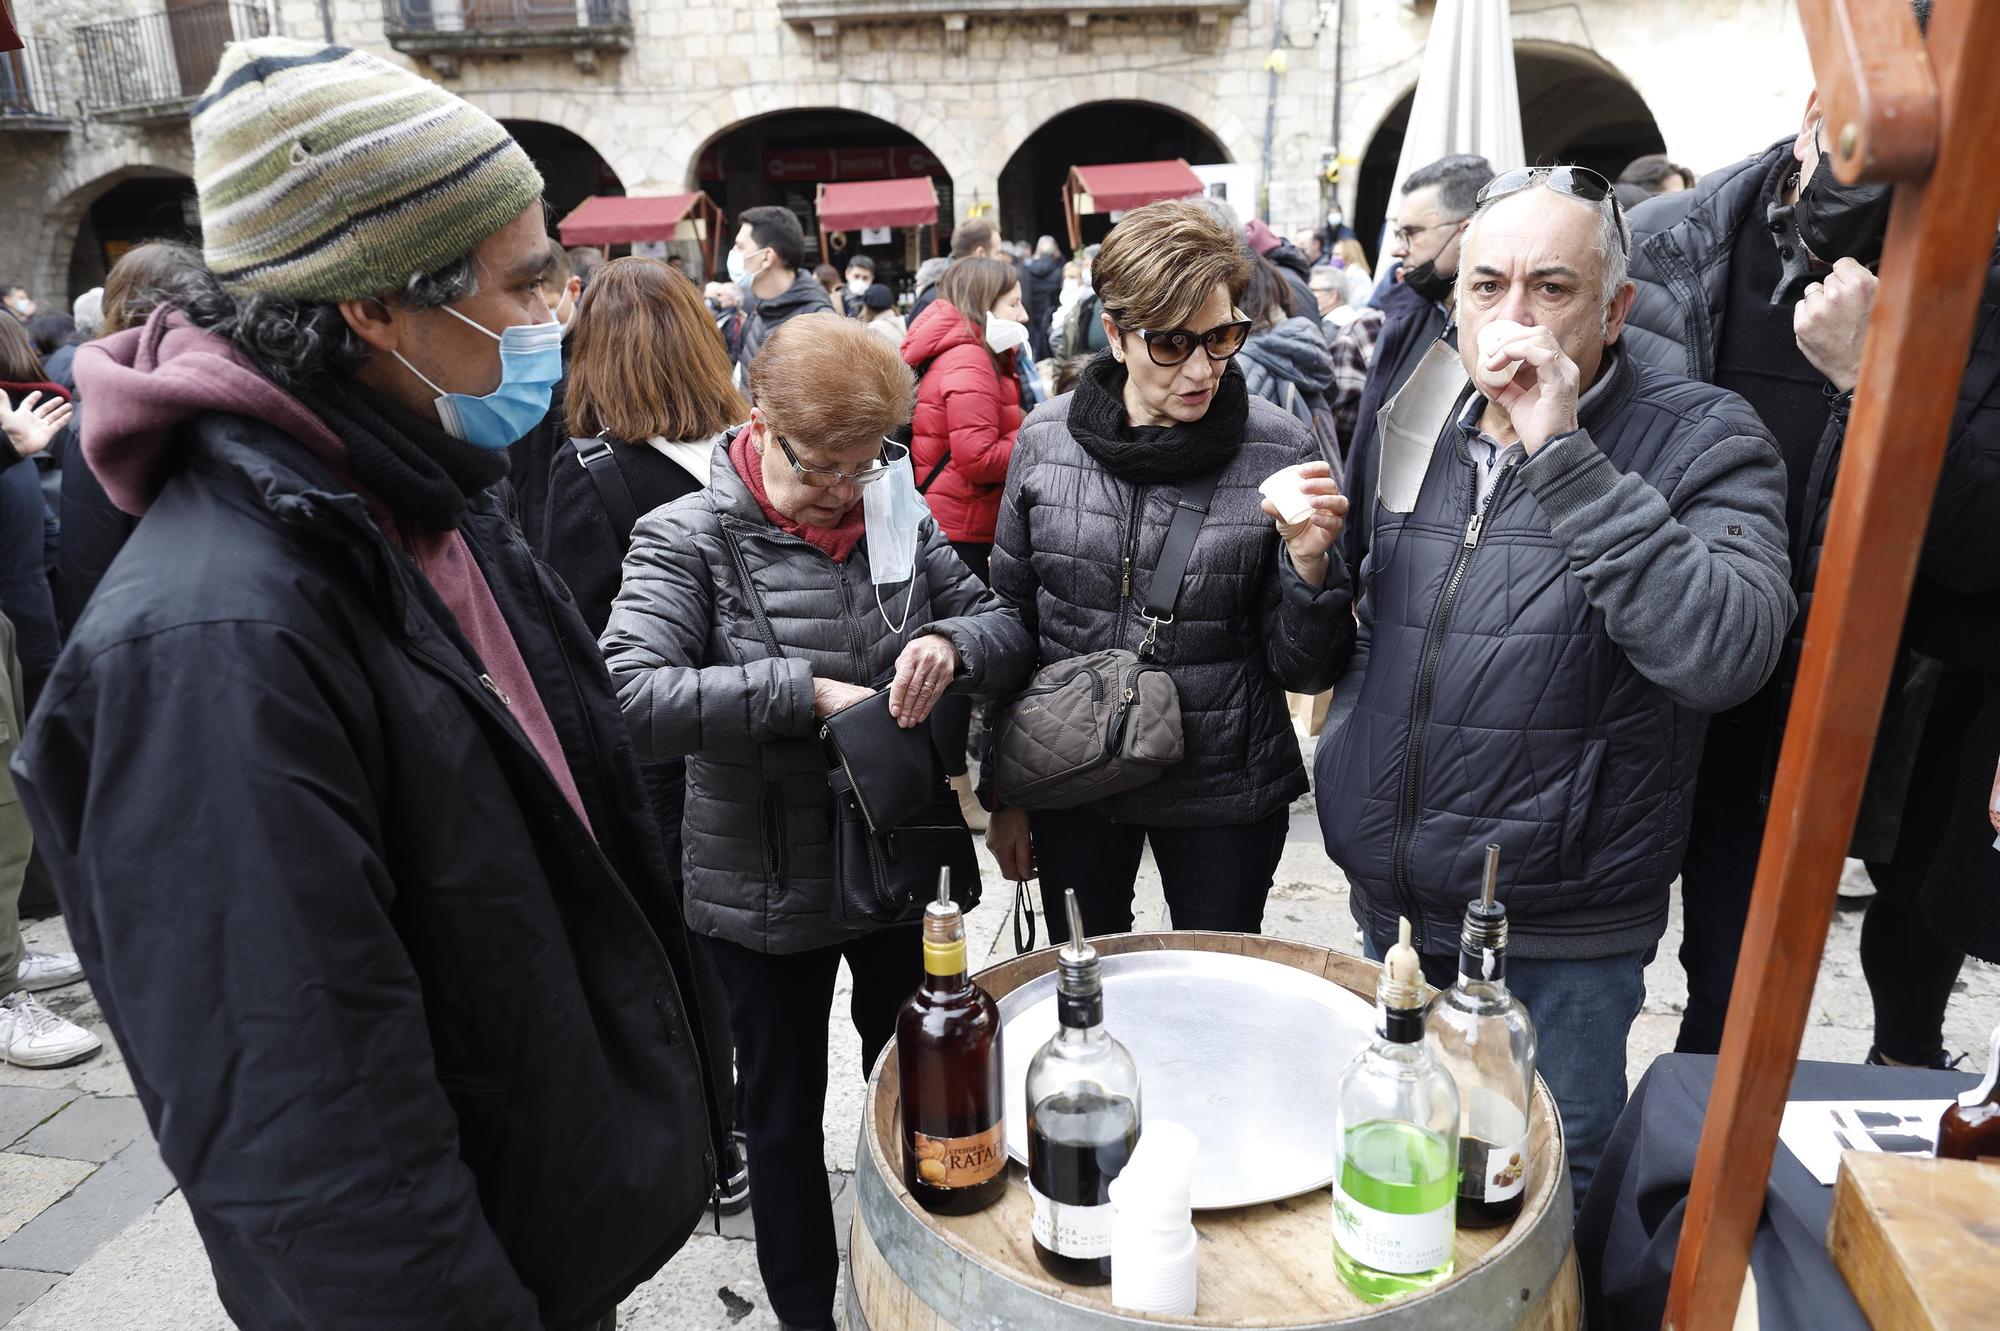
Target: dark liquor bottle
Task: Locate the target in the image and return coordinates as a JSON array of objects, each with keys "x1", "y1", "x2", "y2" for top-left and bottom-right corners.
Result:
[
  {"x1": 1024, "y1": 891, "x2": 1142, "y2": 1285},
  {"x1": 897, "y1": 874, "x2": 1007, "y2": 1215},
  {"x1": 1937, "y1": 1023, "x2": 2000, "y2": 1162},
  {"x1": 1425, "y1": 846, "x2": 1538, "y2": 1229}
]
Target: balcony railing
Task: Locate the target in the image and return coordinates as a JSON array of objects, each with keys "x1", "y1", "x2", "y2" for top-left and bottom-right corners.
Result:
[
  {"x1": 383, "y1": 0, "x2": 632, "y2": 75},
  {"x1": 777, "y1": 0, "x2": 1246, "y2": 57},
  {"x1": 75, "y1": 2, "x2": 270, "y2": 123},
  {"x1": 0, "y1": 41, "x2": 70, "y2": 129}
]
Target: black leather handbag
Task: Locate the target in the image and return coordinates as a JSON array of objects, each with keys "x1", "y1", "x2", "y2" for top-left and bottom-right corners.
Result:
[
  {"x1": 722, "y1": 530, "x2": 979, "y2": 926},
  {"x1": 822, "y1": 691, "x2": 980, "y2": 925}
]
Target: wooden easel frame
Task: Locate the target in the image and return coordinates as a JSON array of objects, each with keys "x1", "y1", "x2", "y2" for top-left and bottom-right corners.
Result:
[{"x1": 1664, "y1": 0, "x2": 2000, "y2": 1325}]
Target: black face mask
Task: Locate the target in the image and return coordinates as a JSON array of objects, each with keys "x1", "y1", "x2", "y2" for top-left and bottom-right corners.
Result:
[
  {"x1": 1794, "y1": 148, "x2": 1893, "y2": 268},
  {"x1": 1402, "y1": 257, "x2": 1455, "y2": 304}
]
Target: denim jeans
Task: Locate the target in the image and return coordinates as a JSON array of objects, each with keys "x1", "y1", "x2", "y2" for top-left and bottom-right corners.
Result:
[
  {"x1": 1363, "y1": 931, "x2": 1653, "y2": 1208},
  {"x1": 1029, "y1": 805, "x2": 1292, "y2": 945}
]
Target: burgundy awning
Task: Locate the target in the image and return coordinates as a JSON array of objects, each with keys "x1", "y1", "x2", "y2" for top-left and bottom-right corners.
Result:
[
  {"x1": 1067, "y1": 160, "x2": 1204, "y2": 214},
  {"x1": 815, "y1": 176, "x2": 939, "y2": 232},
  {"x1": 559, "y1": 194, "x2": 703, "y2": 247}
]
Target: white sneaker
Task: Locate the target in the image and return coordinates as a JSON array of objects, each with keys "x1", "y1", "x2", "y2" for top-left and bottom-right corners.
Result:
[
  {"x1": 0, "y1": 990, "x2": 102, "y2": 1068},
  {"x1": 17, "y1": 950, "x2": 85, "y2": 992}
]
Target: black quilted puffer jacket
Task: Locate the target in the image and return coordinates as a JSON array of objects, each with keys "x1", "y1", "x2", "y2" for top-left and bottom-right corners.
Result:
[
  {"x1": 989, "y1": 392, "x2": 1356, "y2": 827},
  {"x1": 601, "y1": 441, "x2": 1035, "y2": 956}
]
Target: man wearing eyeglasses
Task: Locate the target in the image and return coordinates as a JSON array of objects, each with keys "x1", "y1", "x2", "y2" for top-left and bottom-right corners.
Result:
[
  {"x1": 1335, "y1": 155, "x2": 1494, "y2": 582},
  {"x1": 1315, "y1": 166, "x2": 1795, "y2": 1203}
]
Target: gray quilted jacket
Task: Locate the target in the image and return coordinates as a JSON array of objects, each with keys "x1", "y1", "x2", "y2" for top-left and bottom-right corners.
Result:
[
  {"x1": 990, "y1": 392, "x2": 1355, "y2": 826},
  {"x1": 601, "y1": 442, "x2": 1035, "y2": 955}
]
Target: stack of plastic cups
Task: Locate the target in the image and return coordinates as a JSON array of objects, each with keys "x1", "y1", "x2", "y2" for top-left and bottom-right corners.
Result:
[{"x1": 1108, "y1": 1120, "x2": 1200, "y2": 1316}]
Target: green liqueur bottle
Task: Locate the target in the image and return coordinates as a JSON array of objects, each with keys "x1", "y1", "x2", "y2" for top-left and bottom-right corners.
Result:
[{"x1": 1333, "y1": 916, "x2": 1460, "y2": 1302}]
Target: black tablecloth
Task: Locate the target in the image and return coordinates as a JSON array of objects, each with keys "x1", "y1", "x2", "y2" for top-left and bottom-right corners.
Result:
[{"x1": 1576, "y1": 1054, "x2": 1975, "y2": 1330}]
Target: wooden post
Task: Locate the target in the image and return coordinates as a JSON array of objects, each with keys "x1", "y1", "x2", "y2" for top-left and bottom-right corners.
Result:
[{"x1": 1662, "y1": 1, "x2": 2000, "y2": 1326}]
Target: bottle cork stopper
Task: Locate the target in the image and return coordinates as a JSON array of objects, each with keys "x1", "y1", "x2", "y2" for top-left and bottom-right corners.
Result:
[{"x1": 1378, "y1": 916, "x2": 1425, "y2": 1012}]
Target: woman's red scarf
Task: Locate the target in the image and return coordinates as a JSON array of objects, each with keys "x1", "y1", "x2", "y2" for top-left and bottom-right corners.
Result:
[{"x1": 729, "y1": 428, "x2": 867, "y2": 563}]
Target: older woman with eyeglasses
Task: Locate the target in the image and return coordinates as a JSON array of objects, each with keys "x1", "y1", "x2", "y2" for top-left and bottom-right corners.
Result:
[
  {"x1": 600, "y1": 314, "x2": 1032, "y2": 1331},
  {"x1": 984, "y1": 197, "x2": 1356, "y2": 945}
]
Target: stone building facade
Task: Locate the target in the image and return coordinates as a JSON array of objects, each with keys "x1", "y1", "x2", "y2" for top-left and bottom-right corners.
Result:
[{"x1": 2, "y1": 0, "x2": 1816, "y2": 306}]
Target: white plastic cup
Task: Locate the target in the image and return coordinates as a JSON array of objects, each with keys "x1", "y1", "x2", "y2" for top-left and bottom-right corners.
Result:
[{"x1": 1109, "y1": 1120, "x2": 1199, "y2": 1316}]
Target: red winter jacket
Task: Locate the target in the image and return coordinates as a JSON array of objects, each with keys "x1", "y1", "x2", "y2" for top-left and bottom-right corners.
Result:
[{"x1": 902, "y1": 300, "x2": 1023, "y2": 545}]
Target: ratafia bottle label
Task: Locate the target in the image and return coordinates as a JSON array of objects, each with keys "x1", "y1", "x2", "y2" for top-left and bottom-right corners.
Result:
[
  {"x1": 1030, "y1": 1181, "x2": 1115, "y2": 1258},
  {"x1": 910, "y1": 1121, "x2": 1006, "y2": 1189}
]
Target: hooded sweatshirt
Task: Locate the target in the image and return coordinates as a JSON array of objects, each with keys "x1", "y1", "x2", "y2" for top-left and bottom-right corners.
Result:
[
  {"x1": 74, "y1": 311, "x2": 591, "y2": 829},
  {"x1": 1236, "y1": 315, "x2": 1336, "y2": 428}
]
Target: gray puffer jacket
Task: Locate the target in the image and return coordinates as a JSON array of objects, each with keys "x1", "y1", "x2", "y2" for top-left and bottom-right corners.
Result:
[
  {"x1": 602, "y1": 442, "x2": 1036, "y2": 955},
  {"x1": 991, "y1": 392, "x2": 1355, "y2": 826}
]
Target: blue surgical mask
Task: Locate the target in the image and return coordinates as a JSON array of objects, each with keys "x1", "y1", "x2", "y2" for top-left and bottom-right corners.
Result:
[
  {"x1": 727, "y1": 246, "x2": 765, "y2": 296},
  {"x1": 393, "y1": 306, "x2": 564, "y2": 451}
]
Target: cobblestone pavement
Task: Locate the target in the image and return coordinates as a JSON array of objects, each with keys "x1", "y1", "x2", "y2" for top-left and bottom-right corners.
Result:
[{"x1": 4, "y1": 802, "x2": 1996, "y2": 1328}]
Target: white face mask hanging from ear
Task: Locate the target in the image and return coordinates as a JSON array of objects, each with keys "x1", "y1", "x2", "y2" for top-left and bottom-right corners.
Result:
[{"x1": 862, "y1": 441, "x2": 929, "y2": 633}]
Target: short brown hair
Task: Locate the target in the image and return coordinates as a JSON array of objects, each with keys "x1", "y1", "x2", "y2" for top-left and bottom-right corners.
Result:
[
  {"x1": 950, "y1": 217, "x2": 999, "y2": 259},
  {"x1": 565, "y1": 256, "x2": 746, "y2": 444},
  {"x1": 103, "y1": 241, "x2": 204, "y2": 335},
  {"x1": 749, "y1": 313, "x2": 912, "y2": 454},
  {"x1": 1092, "y1": 198, "x2": 1251, "y2": 332}
]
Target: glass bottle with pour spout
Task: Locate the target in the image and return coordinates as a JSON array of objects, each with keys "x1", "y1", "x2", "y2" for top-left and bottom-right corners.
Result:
[
  {"x1": 896, "y1": 872, "x2": 1008, "y2": 1214},
  {"x1": 1024, "y1": 890, "x2": 1143, "y2": 1285},
  {"x1": 1333, "y1": 916, "x2": 1460, "y2": 1301},
  {"x1": 1426, "y1": 845, "x2": 1538, "y2": 1227}
]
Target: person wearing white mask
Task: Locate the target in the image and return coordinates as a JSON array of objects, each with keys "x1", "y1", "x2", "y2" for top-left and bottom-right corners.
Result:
[
  {"x1": 727, "y1": 205, "x2": 833, "y2": 374},
  {"x1": 601, "y1": 314, "x2": 1032, "y2": 1331},
  {"x1": 842, "y1": 253, "x2": 875, "y2": 316},
  {"x1": 900, "y1": 256, "x2": 1028, "y2": 582}
]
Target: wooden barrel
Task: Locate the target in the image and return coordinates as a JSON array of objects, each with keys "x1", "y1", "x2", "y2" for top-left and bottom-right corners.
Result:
[{"x1": 846, "y1": 930, "x2": 1580, "y2": 1330}]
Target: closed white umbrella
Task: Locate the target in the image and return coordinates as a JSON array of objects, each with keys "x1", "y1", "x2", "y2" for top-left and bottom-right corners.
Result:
[{"x1": 1388, "y1": 0, "x2": 1525, "y2": 197}]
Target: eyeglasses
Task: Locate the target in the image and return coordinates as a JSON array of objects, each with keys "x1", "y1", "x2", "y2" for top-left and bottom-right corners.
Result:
[
  {"x1": 1392, "y1": 219, "x2": 1460, "y2": 248},
  {"x1": 774, "y1": 432, "x2": 901, "y2": 488},
  {"x1": 1474, "y1": 166, "x2": 1628, "y2": 254},
  {"x1": 1114, "y1": 313, "x2": 1254, "y2": 368}
]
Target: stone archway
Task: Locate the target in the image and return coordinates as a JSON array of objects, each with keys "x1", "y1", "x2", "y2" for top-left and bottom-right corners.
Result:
[
  {"x1": 1351, "y1": 40, "x2": 1666, "y2": 264},
  {"x1": 34, "y1": 143, "x2": 197, "y2": 305},
  {"x1": 687, "y1": 108, "x2": 957, "y2": 289},
  {"x1": 667, "y1": 87, "x2": 970, "y2": 215},
  {"x1": 500, "y1": 118, "x2": 625, "y2": 228},
  {"x1": 457, "y1": 87, "x2": 648, "y2": 205},
  {"x1": 995, "y1": 100, "x2": 1236, "y2": 250}
]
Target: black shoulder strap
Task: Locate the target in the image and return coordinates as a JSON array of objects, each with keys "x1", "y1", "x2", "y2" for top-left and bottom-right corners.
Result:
[
  {"x1": 1141, "y1": 469, "x2": 1222, "y2": 623},
  {"x1": 573, "y1": 437, "x2": 643, "y2": 549}
]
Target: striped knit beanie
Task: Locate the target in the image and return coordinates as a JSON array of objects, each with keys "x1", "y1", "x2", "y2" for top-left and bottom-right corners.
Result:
[{"x1": 190, "y1": 38, "x2": 543, "y2": 302}]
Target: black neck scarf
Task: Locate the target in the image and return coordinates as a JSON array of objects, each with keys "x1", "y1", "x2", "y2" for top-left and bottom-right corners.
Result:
[
  {"x1": 1068, "y1": 348, "x2": 1249, "y2": 484},
  {"x1": 299, "y1": 376, "x2": 511, "y2": 532}
]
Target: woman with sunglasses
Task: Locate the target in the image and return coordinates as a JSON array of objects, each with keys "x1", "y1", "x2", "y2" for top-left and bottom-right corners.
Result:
[
  {"x1": 985, "y1": 197, "x2": 1356, "y2": 944},
  {"x1": 600, "y1": 314, "x2": 1032, "y2": 1331}
]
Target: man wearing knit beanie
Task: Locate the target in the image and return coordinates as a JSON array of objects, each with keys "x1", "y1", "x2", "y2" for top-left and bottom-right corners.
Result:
[{"x1": 12, "y1": 38, "x2": 722, "y2": 1331}]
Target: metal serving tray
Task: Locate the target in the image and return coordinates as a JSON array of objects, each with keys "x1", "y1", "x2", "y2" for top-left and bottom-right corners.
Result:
[{"x1": 998, "y1": 948, "x2": 1378, "y2": 1211}]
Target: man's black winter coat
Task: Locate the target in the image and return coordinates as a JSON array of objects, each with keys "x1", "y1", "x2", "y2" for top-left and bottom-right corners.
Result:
[{"x1": 13, "y1": 412, "x2": 718, "y2": 1330}]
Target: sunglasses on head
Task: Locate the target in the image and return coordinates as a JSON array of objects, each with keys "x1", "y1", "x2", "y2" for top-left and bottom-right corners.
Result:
[
  {"x1": 1113, "y1": 312, "x2": 1254, "y2": 367},
  {"x1": 1475, "y1": 166, "x2": 1628, "y2": 253}
]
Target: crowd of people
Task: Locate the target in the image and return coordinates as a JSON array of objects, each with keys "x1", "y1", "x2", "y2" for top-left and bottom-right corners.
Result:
[{"x1": 0, "y1": 11, "x2": 1992, "y2": 1329}]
